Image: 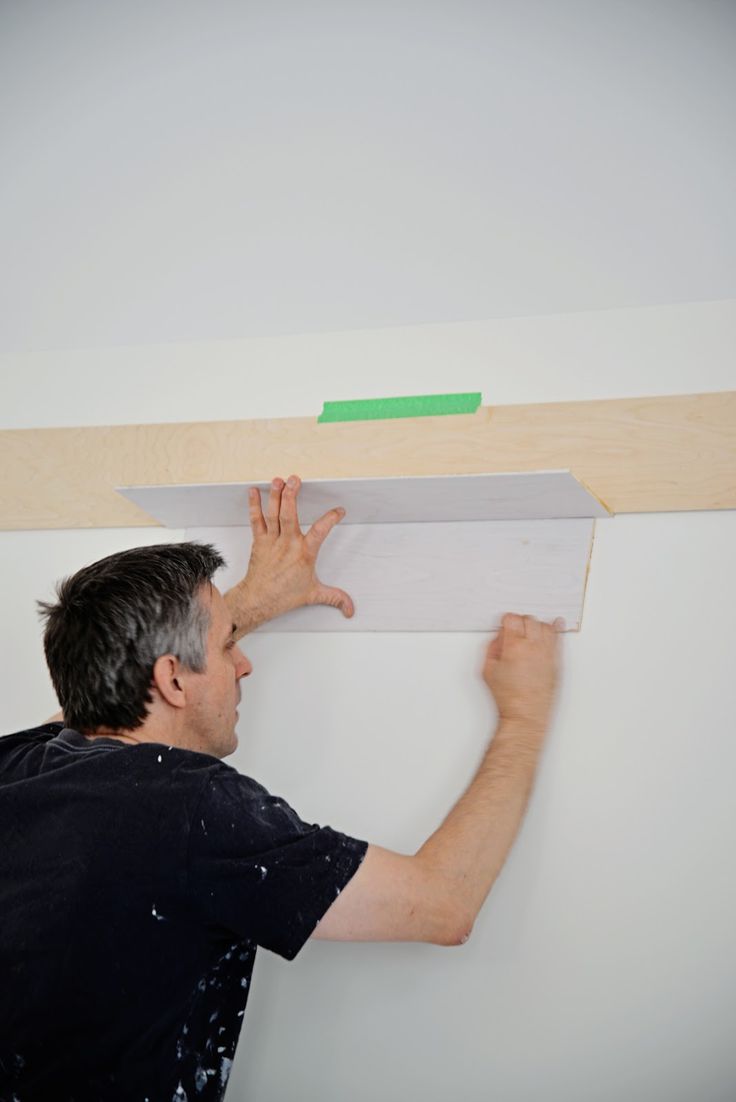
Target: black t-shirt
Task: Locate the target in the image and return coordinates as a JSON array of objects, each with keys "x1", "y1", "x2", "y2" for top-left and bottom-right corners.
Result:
[{"x1": 0, "y1": 723, "x2": 368, "y2": 1101}]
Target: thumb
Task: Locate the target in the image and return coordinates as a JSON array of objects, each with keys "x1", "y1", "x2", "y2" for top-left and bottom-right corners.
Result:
[
  {"x1": 310, "y1": 583, "x2": 355, "y2": 619},
  {"x1": 486, "y1": 629, "x2": 504, "y2": 662}
]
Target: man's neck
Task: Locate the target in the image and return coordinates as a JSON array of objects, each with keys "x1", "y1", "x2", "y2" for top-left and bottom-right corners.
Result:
[{"x1": 81, "y1": 729, "x2": 141, "y2": 745}]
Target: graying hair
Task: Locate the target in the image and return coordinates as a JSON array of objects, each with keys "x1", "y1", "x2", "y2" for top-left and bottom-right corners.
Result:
[{"x1": 36, "y1": 542, "x2": 226, "y2": 733}]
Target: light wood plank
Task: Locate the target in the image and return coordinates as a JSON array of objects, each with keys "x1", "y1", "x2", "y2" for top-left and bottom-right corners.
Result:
[{"x1": 1, "y1": 391, "x2": 733, "y2": 529}]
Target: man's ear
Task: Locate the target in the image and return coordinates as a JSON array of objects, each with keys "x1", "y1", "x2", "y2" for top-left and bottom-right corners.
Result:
[{"x1": 151, "y1": 654, "x2": 188, "y2": 709}]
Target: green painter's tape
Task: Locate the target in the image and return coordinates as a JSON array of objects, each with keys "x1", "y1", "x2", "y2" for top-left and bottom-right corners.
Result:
[{"x1": 318, "y1": 392, "x2": 481, "y2": 423}]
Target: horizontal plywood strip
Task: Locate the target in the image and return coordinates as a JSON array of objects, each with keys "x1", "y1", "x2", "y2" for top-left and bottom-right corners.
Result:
[
  {"x1": 118, "y1": 471, "x2": 611, "y2": 528},
  {"x1": 194, "y1": 518, "x2": 596, "y2": 632},
  {"x1": 0, "y1": 391, "x2": 733, "y2": 529}
]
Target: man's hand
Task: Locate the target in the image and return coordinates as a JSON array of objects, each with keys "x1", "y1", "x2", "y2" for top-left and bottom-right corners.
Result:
[
  {"x1": 225, "y1": 475, "x2": 354, "y2": 636},
  {"x1": 483, "y1": 613, "x2": 564, "y2": 730}
]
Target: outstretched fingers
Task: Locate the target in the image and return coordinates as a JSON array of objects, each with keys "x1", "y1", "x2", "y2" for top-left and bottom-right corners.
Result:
[
  {"x1": 248, "y1": 487, "x2": 268, "y2": 537},
  {"x1": 312, "y1": 583, "x2": 354, "y2": 618},
  {"x1": 279, "y1": 475, "x2": 301, "y2": 535},
  {"x1": 305, "y1": 505, "x2": 346, "y2": 553},
  {"x1": 266, "y1": 478, "x2": 284, "y2": 535}
]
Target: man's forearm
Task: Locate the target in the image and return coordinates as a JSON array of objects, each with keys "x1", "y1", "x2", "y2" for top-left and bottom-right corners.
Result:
[{"x1": 415, "y1": 718, "x2": 547, "y2": 933}]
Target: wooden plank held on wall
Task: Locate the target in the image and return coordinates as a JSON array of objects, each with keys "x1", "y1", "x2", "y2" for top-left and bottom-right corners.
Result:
[
  {"x1": 0, "y1": 390, "x2": 734, "y2": 530},
  {"x1": 115, "y1": 471, "x2": 609, "y2": 632}
]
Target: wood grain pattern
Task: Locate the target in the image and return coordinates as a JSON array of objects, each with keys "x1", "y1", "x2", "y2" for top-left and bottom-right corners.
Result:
[
  {"x1": 193, "y1": 519, "x2": 597, "y2": 632},
  {"x1": 1, "y1": 391, "x2": 733, "y2": 529}
]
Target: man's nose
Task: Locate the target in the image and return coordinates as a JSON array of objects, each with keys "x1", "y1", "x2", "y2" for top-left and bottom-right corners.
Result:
[{"x1": 235, "y1": 648, "x2": 253, "y2": 678}]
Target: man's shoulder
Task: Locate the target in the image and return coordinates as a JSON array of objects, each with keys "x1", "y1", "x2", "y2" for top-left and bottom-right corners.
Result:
[
  {"x1": 0, "y1": 721, "x2": 63, "y2": 752},
  {"x1": 1, "y1": 721, "x2": 64, "y2": 739}
]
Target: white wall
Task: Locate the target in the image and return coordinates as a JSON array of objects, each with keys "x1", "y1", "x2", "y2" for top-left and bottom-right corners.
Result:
[
  {"x1": 1, "y1": 2, "x2": 735, "y2": 1099},
  {"x1": 2, "y1": 305, "x2": 735, "y2": 1101}
]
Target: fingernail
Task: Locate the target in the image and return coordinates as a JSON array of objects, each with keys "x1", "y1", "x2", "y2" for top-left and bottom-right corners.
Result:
[{"x1": 287, "y1": 476, "x2": 297, "y2": 488}]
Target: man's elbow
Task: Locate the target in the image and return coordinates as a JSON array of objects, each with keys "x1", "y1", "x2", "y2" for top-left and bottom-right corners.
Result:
[
  {"x1": 437, "y1": 926, "x2": 472, "y2": 947},
  {"x1": 413, "y1": 859, "x2": 477, "y2": 947},
  {"x1": 434, "y1": 908, "x2": 474, "y2": 947}
]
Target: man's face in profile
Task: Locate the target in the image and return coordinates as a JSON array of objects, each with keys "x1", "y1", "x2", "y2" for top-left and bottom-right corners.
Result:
[{"x1": 186, "y1": 585, "x2": 252, "y2": 759}]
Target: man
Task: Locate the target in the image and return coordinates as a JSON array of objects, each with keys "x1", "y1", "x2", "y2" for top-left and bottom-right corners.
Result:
[{"x1": 0, "y1": 475, "x2": 563, "y2": 1101}]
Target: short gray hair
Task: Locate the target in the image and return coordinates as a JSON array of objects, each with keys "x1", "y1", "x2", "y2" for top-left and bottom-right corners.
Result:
[{"x1": 37, "y1": 542, "x2": 226, "y2": 733}]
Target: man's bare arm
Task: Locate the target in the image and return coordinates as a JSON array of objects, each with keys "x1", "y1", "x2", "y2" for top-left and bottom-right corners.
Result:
[
  {"x1": 312, "y1": 614, "x2": 562, "y2": 946},
  {"x1": 312, "y1": 714, "x2": 546, "y2": 945},
  {"x1": 413, "y1": 716, "x2": 547, "y2": 937}
]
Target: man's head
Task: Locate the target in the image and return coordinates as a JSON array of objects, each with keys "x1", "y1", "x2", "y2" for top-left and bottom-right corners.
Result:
[{"x1": 37, "y1": 542, "x2": 252, "y2": 759}]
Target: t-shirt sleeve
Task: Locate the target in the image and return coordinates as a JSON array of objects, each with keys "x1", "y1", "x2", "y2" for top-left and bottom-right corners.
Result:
[{"x1": 187, "y1": 765, "x2": 368, "y2": 960}]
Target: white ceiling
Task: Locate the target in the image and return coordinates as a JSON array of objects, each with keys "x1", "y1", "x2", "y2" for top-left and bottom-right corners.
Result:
[{"x1": 1, "y1": 0, "x2": 735, "y2": 354}]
